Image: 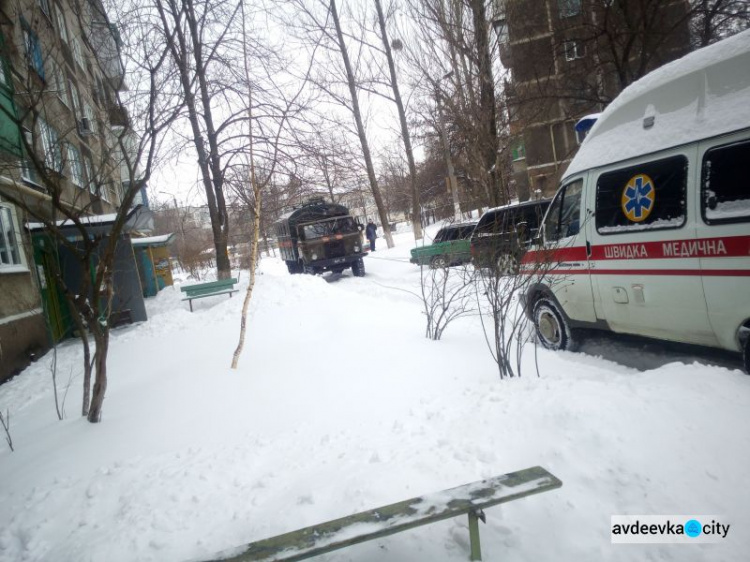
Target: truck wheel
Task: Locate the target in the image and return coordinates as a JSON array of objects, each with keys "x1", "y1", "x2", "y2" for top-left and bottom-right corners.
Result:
[
  {"x1": 286, "y1": 261, "x2": 300, "y2": 275},
  {"x1": 743, "y1": 336, "x2": 750, "y2": 375},
  {"x1": 351, "y1": 258, "x2": 365, "y2": 277},
  {"x1": 533, "y1": 298, "x2": 574, "y2": 351}
]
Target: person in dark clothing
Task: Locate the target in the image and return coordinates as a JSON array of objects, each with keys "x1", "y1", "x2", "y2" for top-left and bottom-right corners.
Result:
[{"x1": 365, "y1": 220, "x2": 377, "y2": 252}]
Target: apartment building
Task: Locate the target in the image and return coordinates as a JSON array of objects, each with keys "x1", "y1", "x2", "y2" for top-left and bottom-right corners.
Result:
[
  {"x1": 0, "y1": 0, "x2": 129, "y2": 382},
  {"x1": 494, "y1": 0, "x2": 691, "y2": 199}
]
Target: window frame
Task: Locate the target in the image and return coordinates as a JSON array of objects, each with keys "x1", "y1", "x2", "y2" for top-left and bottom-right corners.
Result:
[
  {"x1": 56, "y1": 5, "x2": 68, "y2": 44},
  {"x1": 0, "y1": 203, "x2": 25, "y2": 270},
  {"x1": 544, "y1": 180, "x2": 582, "y2": 243},
  {"x1": 67, "y1": 142, "x2": 83, "y2": 187},
  {"x1": 39, "y1": 117, "x2": 63, "y2": 174},
  {"x1": 558, "y1": 0, "x2": 582, "y2": 18},
  {"x1": 594, "y1": 155, "x2": 689, "y2": 236},
  {"x1": 38, "y1": 0, "x2": 52, "y2": 18},
  {"x1": 563, "y1": 40, "x2": 584, "y2": 62},
  {"x1": 700, "y1": 138, "x2": 750, "y2": 226},
  {"x1": 22, "y1": 24, "x2": 45, "y2": 80}
]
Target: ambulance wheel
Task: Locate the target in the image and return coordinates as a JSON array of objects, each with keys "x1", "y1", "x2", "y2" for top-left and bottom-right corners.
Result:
[
  {"x1": 533, "y1": 298, "x2": 573, "y2": 351},
  {"x1": 351, "y1": 258, "x2": 365, "y2": 277}
]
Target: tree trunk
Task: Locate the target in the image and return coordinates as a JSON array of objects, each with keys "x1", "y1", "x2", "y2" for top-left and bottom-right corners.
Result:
[
  {"x1": 87, "y1": 330, "x2": 109, "y2": 423},
  {"x1": 231, "y1": 190, "x2": 261, "y2": 369},
  {"x1": 330, "y1": 0, "x2": 394, "y2": 248},
  {"x1": 469, "y1": 0, "x2": 502, "y2": 208},
  {"x1": 374, "y1": 0, "x2": 422, "y2": 240}
]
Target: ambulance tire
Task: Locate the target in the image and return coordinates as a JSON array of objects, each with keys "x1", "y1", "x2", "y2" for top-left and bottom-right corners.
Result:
[
  {"x1": 743, "y1": 337, "x2": 750, "y2": 375},
  {"x1": 532, "y1": 298, "x2": 576, "y2": 352}
]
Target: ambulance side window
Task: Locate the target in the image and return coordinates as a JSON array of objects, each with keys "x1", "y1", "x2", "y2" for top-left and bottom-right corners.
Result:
[
  {"x1": 595, "y1": 155, "x2": 687, "y2": 234},
  {"x1": 544, "y1": 180, "x2": 582, "y2": 242},
  {"x1": 702, "y1": 139, "x2": 750, "y2": 224}
]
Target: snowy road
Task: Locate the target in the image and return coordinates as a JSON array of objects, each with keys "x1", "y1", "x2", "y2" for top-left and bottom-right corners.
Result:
[{"x1": 0, "y1": 227, "x2": 749, "y2": 562}]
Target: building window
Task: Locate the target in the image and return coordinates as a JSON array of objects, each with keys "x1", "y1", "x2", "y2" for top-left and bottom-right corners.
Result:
[
  {"x1": 72, "y1": 37, "x2": 85, "y2": 69},
  {"x1": 0, "y1": 54, "x2": 9, "y2": 89},
  {"x1": 22, "y1": 25, "x2": 45, "y2": 80},
  {"x1": 564, "y1": 40, "x2": 584, "y2": 61},
  {"x1": 20, "y1": 128, "x2": 41, "y2": 185},
  {"x1": 40, "y1": 118, "x2": 63, "y2": 173},
  {"x1": 701, "y1": 139, "x2": 750, "y2": 225},
  {"x1": 69, "y1": 79, "x2": 80, "y2": 117},
  {"x1": 84, "y1": 102, "x2": 97, "y2": 133},
  {"x1": 67, "y1": 143, "x2": 83, "y2": 187},
  {"x1": 49, "y1": 60, "x2": 68, "y2": 106},
  {"x1": 38, "y1": 0, "x2": 51, "y2": 18},
  {"x1": 596, "y1": 155, "x2": 688, "y2": 235},
  {"x1": 56, "y1": 6, "x2": 68, "y2": 44},
  {"x1": 0, "y1": 205, "x2": 22, "y2": 267},
  {"x1": 558, "y1": 0, "x2": 581, "y2": 17},
  {"x1": 84, "y1": 155, "x2": 95, "y2": 194}
]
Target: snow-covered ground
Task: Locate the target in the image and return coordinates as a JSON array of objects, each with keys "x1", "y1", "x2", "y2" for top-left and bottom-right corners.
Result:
[{"x1": 1, "y1": 226, "x2": 749, "y2": 562}]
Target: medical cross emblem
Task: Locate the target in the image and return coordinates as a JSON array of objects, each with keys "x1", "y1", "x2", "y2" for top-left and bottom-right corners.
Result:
[{"x1": 621, "y1": 174, "x2": 655, "y2": 222}]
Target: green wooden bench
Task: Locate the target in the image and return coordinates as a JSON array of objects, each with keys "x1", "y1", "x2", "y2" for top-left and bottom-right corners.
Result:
[
  {"x1": 203, "y1": 466, "x2": 561, "y2": 562},
  {"x1": 180, "y1": 278, "x2": 238, "y2": 312}
]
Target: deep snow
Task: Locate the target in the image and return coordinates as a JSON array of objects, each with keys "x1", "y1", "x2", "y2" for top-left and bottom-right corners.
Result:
[{"x1": 1, "y1": 226, "x2": 749, "y2": 562}]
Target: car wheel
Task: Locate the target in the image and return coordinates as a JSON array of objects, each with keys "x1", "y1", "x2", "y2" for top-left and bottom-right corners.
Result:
[
  {"x1": 351, "y1": 258, "x2": 365, "y2": 277},
  {"x1": 430, "y1": 255, "x2": 448, "y2": 269},
  {"x1": 533, "y1": 298, "x2": 574, "y2": 351},
  {"x1": 496, "y1": 253, "x2": 519, "y2": 276}
]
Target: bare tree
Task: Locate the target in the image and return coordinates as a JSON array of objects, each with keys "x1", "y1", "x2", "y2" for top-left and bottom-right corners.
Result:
[
  {"x1": 403, "y1": 0, "x2": 508, "y2": 210},
  {"x1": 285, "y1": 0, "x2": 395, "y2": 247},
  {"x1": 419, "y1": 259, "x2": 476, "y2": 340},
  {"x1": 0, "y1": 1, "x2": 179, "y2": 421},
  {"x1": 690, "y1": 0, "x2": 750, "y2": 48},
  {"x1": 373, "y1": 0, "x2": 422, "y2": 240},
  {"x1": 0, "y1": 409, "x2": 12, "y2": 452}
]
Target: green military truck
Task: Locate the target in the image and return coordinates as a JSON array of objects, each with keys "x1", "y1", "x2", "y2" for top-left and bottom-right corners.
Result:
[{"x1": 274, "y1": 198, "x2": 367, "y2": 277}]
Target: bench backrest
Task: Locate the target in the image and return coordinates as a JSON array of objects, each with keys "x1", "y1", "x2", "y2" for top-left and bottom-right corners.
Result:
[
  {"x1": 180, "y1": 278, "x2": 238, "y2": 296},
  {"x1": 208, "y1": 465, "x2": 561, "y2": 562}
]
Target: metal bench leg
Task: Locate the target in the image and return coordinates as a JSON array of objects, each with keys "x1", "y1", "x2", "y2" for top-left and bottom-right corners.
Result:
[
  {"x1": 468, "y1": 508, "x2": 485, "y2": 561},
  {"x1": 189, "y1": 299, "x2": 193, "y2": 312}
]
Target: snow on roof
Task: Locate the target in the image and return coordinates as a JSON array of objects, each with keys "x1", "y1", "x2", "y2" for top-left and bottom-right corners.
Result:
[
  {"x1": 27, "y1": 212, "x2": 120, "y2": 230},
  {"x1": 564, "y1": 29, "x2": 750, "y2": 179},
  {"x1": 131, "y1": 233, "x2": 175, "y2": 247}
]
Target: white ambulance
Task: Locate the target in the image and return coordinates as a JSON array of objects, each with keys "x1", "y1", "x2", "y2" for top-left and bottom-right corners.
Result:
[{"x1": 523, "y1": 30, "x2": 750, "y2": 373}]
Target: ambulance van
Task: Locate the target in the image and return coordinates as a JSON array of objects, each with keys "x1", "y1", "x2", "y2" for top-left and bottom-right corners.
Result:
[{"x1": 523, "y1": 30, "x2": 750, "y2": 373}]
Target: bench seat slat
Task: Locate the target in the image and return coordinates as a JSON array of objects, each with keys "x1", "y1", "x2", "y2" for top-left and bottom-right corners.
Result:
[
  {"x1": 180, "y1": 278, "x2": 238, "y2": 294},
  {"x1": 209, "y1": 466, "x2": 562, "y2": 562},
  {"x1": 181, "y1": 289, "x2": 237, "y2": 301}
]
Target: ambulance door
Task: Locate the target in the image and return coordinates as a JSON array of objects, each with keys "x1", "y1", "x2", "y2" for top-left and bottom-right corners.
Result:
[
  {"x1": 586, "y1": 149, "x2": 716, "y2": 346},
  {"x1": 542, "y1": 177, "x2": 597, "y2": 323},
  {"x1": 697, "y1": 133, "x2": 750, "y2": 352}
]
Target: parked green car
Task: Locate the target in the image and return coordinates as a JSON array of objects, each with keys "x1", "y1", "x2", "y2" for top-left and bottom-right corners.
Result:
[{"x1": 410, "y1": 221, "x2": 477, "y2": 268}]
